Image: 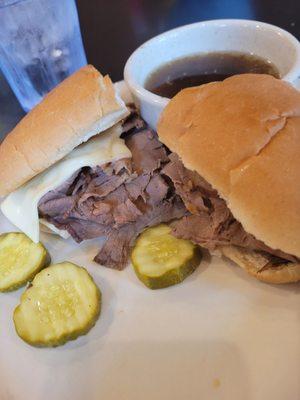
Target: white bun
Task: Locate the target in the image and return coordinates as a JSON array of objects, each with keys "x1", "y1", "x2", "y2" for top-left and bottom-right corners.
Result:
[{"x1": 221, "y1": 246, "x2": 300, "y2": 283}]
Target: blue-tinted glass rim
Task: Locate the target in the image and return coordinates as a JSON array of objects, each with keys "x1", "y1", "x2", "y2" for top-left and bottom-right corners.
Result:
[{"x1": 0, "y1": 0, "x2": 28, "y2": 8}]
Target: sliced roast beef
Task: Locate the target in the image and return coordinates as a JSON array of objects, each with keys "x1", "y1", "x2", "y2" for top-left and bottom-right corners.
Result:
[
  {"x1": 126, "y1": 129, "x2": 169, "y2": 174},
  {"x1": 65, "y1": 219, "x2": 110, "y2": 242},
  {"x1": 95, "y1": 196, "x2": 185, "y2": 269},
  {"x1": 145, "y1": 174, "x2": 169, "y2": 205},
  {"x1": 39, "y1": 113, "x2": 186, "y2": 269},
  {"x1": 164, "y1": 154, "x2": 298, "y2": 263},
  {"x1": 113, "y1": 199, "x2": 143, "y2": 225},
  {"x1": 38, "y1": 196, "x2": 77, "y2": 218},
  {"x1": 162, "y1": 153, "x2": 215, "y2": 214},
  {"x1": 125, "y1": 174, "x2": 150, "y2": 201},
  {"x1": 121, "y1": 104, "x2": 146, "y2": 136},
  {"x1": 94, "y1": 225, "x2": 136, "y2": 269}
]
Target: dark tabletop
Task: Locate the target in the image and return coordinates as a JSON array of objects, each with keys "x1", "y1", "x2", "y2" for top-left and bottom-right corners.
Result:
[{"x1": 1, "y1": 0, "x2": 300, "y2": 139}]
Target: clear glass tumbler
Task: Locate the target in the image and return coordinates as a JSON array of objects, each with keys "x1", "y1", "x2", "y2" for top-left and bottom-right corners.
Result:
[{"x1": 0, "y1": 0, "x2": 87, "y2": 111}]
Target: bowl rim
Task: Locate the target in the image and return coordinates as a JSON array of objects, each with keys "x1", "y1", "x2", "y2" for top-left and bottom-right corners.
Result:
[{"x1": 124, "y1": 18, "x2": 300, "y2": 105}]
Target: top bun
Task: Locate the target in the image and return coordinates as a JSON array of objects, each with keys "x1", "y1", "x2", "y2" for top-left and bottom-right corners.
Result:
[
  {"x1": 158, "y1": 74, "x2": 300, "y2": 258},
  {"x1": 0, "y1": 65, "x2": 129, "y2": 197}
]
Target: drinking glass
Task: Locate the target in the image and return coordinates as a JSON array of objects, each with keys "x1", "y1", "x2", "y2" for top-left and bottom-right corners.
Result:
[{"x1": 0, "y1": 0, "x2": 87, "y2": 111}]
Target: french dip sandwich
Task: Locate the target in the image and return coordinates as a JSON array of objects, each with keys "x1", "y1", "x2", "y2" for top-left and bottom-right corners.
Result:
[
  {"x1": 0, "y1": 65, "x2": 186, "y2": 269},
  {"x1": 0, "y1": 65, "x2": 130, "y2": 242},
  {"x1": 158, "y1": 73, "x2": 300, "y2": 283},
  {"x1": 0, "y1": 67, "x2": 299, "y2": 283}
]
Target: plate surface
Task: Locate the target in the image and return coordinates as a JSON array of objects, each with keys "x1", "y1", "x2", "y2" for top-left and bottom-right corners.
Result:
[{"x1": 0, "y1": 83, "x2": 299, "y2": 400}]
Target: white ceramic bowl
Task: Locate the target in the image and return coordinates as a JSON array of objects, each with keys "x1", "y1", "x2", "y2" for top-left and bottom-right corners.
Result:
[{"x1": 124, "y1": 19, "x2": 300, "y2": 129}]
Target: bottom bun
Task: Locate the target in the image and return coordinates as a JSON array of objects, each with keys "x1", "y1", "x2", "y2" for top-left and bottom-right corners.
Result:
[{"x1": 221, "y1": 246, "x2": 300, "y2": 284}]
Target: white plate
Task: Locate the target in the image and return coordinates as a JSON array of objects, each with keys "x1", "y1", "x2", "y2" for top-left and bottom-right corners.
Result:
[{"x1": 0, "y1": 82, "x2": 299, "y2": 400}]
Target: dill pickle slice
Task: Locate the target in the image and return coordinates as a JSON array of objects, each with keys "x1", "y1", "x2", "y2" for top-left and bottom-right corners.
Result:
[
  {"x1": 131, "y1": 224, "x2": 202, "y2": 289},
  {"x1": 0, "y1": 232, "x2": 50, "y2": 292},
  {"x1": 13, "y1": 262, "x2": 101, "y2": 347}
]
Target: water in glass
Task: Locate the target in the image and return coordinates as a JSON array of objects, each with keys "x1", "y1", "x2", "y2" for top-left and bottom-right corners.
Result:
[{"x1": 0, "y1": 0, "x2": 87, "y2": 111}]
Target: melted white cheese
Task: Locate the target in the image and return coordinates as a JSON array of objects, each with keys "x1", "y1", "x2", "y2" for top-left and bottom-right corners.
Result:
[{"x1": 1, "y1": 125, "x2": 131, "y2": 243}]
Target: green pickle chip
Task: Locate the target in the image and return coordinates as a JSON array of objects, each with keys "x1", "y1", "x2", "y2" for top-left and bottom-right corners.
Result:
[
  {"x1": 131, "y1": 224, "x2": 202, "y2": 289},
  {"x1": 14, "y1": 262, "x2": 101, "y2": 347},
  {"x1": 0, "y1": 232, "x2": 50, "y2": 292}
]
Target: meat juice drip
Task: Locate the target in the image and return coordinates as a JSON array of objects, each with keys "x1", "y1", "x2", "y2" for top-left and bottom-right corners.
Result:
[{"x1": 145, "y1": 51, "x2": 280, "y2": 98}]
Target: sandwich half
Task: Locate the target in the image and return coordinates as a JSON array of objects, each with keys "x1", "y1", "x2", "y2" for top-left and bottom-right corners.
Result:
[
  {"x1": 0, "y1": 65, "x2": 130, "y2": 242},
  {"x1": 0, "y1": 66, "x2": 186, "y2": 269},
  {"x1": 157, "y1": 73, "x2": 300, "y2": 283}
]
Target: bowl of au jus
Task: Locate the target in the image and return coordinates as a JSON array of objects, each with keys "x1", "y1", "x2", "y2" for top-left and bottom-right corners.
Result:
[{"x1": 124, "y1": 19, "x2": 300, "y2": 129}]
